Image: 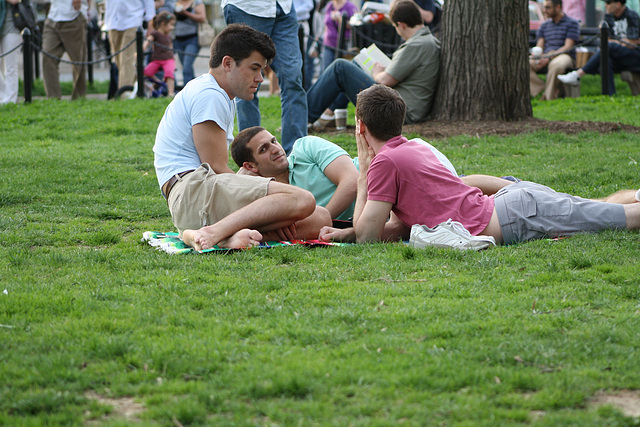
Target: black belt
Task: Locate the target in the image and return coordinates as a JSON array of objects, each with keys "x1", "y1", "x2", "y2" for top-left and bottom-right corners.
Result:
[{"x1": 163, "y1": 170, "x2": 195, "y2": 200}]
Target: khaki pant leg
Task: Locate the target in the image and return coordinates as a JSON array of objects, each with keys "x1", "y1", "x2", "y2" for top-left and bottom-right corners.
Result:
[
  {"x1": 529, "y1": 60, "x2": 546, "y2": 97},
  {"x1": 543, "y1": 54, "x2": 574, "y2": 100},
  {"x1": 42, "y1": 19, "x2": 65, "y2": 99},
  {"x1": 109, "y1": 28, "x2": 137, "y2": 89},
  {"x1": 60, "y1": 15, "x2": 87, "y2": 99},
  {"x1": 118, "y1": 27, "x2": 138, "y2": 88},
  {"x1": 108, "y1": 29, "x2": 123, "y2": 80}
]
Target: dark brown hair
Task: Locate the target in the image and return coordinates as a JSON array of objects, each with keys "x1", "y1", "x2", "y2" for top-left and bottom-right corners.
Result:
[
  {"x1": 390, "y1": 0, "x2": 423, "y2": 28},
  {"x1": 356, "y1": 85, "x2": 405, "y2": 142},
  {"x1": 152, "y1": 11, "x2": 175, "y2": 29},
  {"x1": 209, "y1": 24, "x2": 276, "y2": 69},
  {"x1": 230, "y1": 126, "x2": 266, "y2": 166}
]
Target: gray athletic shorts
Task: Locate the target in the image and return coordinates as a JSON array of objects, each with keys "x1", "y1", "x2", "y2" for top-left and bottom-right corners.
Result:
[
  {"x1": 493, "y1": 181, "x2": 626, "y2": 245},
  {"x1": 167, "y1": 163, "x2": 272, "y2": 234}
]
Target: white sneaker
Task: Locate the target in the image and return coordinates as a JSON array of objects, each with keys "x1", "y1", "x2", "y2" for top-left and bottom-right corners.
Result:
[
  {"x1": 635, "y1": 189, "x2": 640, "y2": 202},
  {"x1": 558, "y1": 70, "x2": 580, "y2": 86},
  {"x1": 409, "y1": 219, "x2": 496, "y2": 251}
]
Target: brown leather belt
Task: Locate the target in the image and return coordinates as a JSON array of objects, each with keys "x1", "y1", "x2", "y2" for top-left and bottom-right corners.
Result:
[{"x1": 162, "y1": 170, "x2": 195, "y2": 200}]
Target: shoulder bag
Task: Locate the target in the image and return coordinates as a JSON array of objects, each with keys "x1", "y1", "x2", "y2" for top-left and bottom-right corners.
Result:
[
  {"x1": 198, "y1": 20, "x2": 215, "y2": 47},
  {"x1": 11, "y1": 0, "x2": 39, "y2": 34}
]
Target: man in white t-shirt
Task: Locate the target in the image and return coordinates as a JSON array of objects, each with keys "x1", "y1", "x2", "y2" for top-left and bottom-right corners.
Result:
[{"x1": 153, "y1": 24, "x2": 331, "y2": 250}]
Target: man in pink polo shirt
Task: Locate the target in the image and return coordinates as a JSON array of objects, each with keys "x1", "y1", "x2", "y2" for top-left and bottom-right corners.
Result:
[{"x1": 350, "y1": 84, "x2": 640, "y2": 246}]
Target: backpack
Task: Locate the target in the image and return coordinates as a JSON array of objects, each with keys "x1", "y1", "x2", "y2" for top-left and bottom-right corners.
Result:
[{"x1": 11, "y1": 0, "x2": 39, "y2": 35}]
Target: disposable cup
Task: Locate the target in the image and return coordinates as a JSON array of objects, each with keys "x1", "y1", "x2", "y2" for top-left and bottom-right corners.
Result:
[
  {"x1": 335, "y1": 109, "x2": 348, "y2": 130},
  {"x1": 531, "y1": 46, "x2": 542, "y2": 58}
]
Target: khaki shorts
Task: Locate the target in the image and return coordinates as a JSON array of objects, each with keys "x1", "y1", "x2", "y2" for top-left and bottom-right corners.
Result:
[{"x1": 167, "y1": 163, "x2": 272, "y2": 234}]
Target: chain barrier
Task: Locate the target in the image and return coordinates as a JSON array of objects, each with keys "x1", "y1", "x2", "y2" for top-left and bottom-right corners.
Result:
[
  {"x1": 533, "y1": 33, "x2": 639, "y2": 61},
  {"x1": 350, "y1": 26, "x2": 401, "y2": 50},
  {"x1": 300, "y1": 30, "x2": 380, "y2": 60},
  {"x1": 32, "y1": 35, "x2": 137, "y2": 66},
  {"x1": 24, "y1": 34, "x2": 208, "y2": 68},
  {"x1": 609, "y1": 34, "x2": 640, "y2": 50},
  {"x1": 149, "y1": 39, "x2": 210, "y2": 58},
  {"x1": 0, "y1": 42, "x2": 23, "y2": 59}
]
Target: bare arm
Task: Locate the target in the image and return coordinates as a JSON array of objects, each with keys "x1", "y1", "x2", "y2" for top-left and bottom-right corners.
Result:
[
  {"x1": 547, "y1": 37, "x2": 576, "y2": 56},
  {"x1": 354, "y1": 196, "x2": 393, "y2": 243},
  {"x1": 143, "y1": 34, "x2": 154, "y2": 51},
  {"x1": 352, "y1": 123, "x2": 392, "y2": 242},
  {"x1": 322, "y1": 155, "x2": 358, "y2": 219},
  {"x1": 381, "y1": 211, "x2": 409, "y2": 241},
  {"x1": 460, "y1": 174, "x2": 514, "y2": 196},
  {"x1": 372, "y1": 63, "x2": 400, "y2": 87},
  {"x1": 192, "y1": 121, "x2": 235, "y2": 174},
  {"x1": 183, "y1": 3, "x2": 207, "y2": 23},
  {"x1": 416, "y1": 5, "x2": 434, "y2": 24},
  {"x1": 618, "y1": 37, "x2": 640, "y2": 46}
]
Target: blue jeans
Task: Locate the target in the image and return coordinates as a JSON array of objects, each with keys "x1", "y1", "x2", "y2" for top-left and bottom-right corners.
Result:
[
  {"x1": 173, "y1": 35, "x2": 200, "y2": 85},
  {"x1": 582, "y1": 42, "x2": 640, "y2": 95},
  {"x1": 306, "y1": 58, "x2": 375, "y2": 122},
  {"x1": 300, "y1": 21, "x2": 314, "y2": 90},
  {"x1": 223, "y1": 3, "x2": 308, "y2": 154},
  {"x1": 322, "y1": 45, "x2": 337, "y2": 72}
]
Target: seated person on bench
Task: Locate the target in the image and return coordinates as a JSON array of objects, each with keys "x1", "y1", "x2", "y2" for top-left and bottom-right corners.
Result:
[{"x1": 530, "y1": 0, "x2": 580, "y2": 100}]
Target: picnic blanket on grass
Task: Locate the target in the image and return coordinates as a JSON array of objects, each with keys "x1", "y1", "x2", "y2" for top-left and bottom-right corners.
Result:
[{"x1": 142, "y1": 231, "x2": 348, "y2": 254}]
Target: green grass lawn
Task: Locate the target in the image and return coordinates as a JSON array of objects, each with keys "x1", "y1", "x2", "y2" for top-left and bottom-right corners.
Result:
[{"x1": 1, "y1": 94, "x2": 639, "y2": 426}]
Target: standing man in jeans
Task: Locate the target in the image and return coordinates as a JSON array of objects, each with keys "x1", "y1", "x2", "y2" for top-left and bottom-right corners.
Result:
[
  {"x1": 42, "y1": 0, "x2": 89, "y2": 100},
  {"x1": 221, "y1": 0, "x2": 308, "y2": 154}
]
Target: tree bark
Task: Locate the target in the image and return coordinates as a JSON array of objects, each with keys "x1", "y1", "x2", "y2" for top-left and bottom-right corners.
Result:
[{"x1": 432, "y1": 0, "x2": 533, "y2": 121}]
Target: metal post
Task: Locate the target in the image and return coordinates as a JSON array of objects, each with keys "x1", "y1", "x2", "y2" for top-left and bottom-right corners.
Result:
[
  {"x1": 337, "y1": 13, "x2": 348, "y2": 59},
  {"x1": 136, "y1": 27, "x2": 145, "y2": 98},
  {"x1": 34, "y1": 34, "x2": 40, "y2": 80},
  {"x1": 586, "y1": 0, "x2": 596, "y2": 29},
  {"x1": 87, "y1": 21, "x2": 94, "y2": 85},
  {"x1": 600, "y1": 21, "x2": 610, "y2": 95},
  {"x1": 22, "y1": 29, "x2": 33, "y2": 103},
  {"x1": 298, "y1": 24, "x2": 305, "y2": 88}
]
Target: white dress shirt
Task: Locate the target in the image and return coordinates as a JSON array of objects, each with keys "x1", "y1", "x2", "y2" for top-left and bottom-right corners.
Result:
[
  {"x1": 104, "y1": 0, "x2": 156, "y2": 31},
  {"x1": 47, "y1": 0, "x2": 89, "y2": 22}
]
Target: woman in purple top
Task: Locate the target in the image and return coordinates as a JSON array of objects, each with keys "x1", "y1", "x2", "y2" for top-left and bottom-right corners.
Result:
[{"x1": 322, "y1": 0, "x2": 358, "y2": 71}]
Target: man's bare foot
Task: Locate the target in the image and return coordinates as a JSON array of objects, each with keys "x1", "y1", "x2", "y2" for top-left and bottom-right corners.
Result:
[
  {"x1": 218, "y1": 229, "x2": 263, "y2": 249},
  {"x1": 182, "y1": 228, "x2": 262, "y2": 251}
]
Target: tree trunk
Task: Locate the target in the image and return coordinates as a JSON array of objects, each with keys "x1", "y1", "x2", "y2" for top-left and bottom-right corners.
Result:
[{"x1": 432, "y1": 0, "x2": 533, "y2": 121}]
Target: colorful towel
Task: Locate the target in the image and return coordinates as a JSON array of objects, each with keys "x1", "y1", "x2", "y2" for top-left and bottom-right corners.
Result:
[{"x1": 142, "y1": 231, "x2": 348, "y2": 254}]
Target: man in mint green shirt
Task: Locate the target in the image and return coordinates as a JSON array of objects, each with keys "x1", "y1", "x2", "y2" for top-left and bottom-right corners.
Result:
[{"x1": 231, "y1": 127, "x2": 360, "y2": 220}]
